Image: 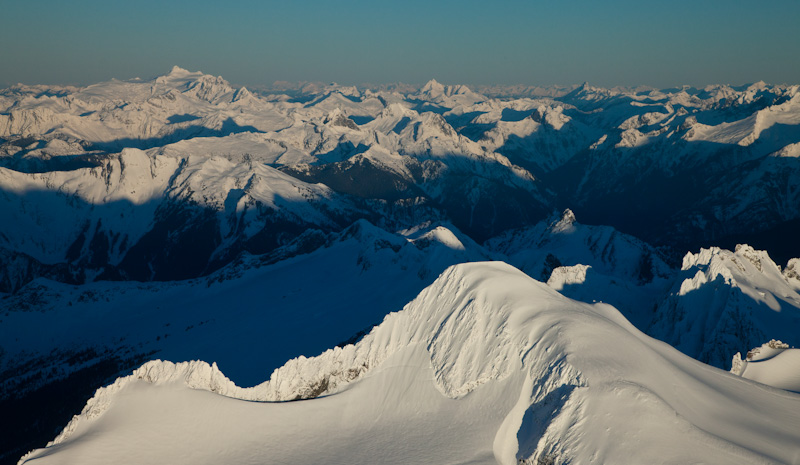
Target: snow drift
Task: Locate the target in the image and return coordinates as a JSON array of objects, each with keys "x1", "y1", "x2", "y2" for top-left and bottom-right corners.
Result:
[{"x1": 731, "y1": 340, "x2": 800, "y2": 393}]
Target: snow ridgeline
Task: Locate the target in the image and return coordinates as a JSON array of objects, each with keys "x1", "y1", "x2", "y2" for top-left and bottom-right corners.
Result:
[
  {"x1": 28, "y1": 262, "x2": 589, "y2": 464},
  {"x1": 648, "y1": 243, "x2": 800, "y2": 368},
  {"x1": 731, "y1": 340, "x2": 800, "y2": 393},
  {"x1": 21, "y1": 262, "x2": 800, "y2": 465}
]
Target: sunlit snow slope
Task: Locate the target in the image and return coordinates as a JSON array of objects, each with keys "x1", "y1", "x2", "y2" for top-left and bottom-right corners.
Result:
[
  {"x1": 20, "y1": 263, "x2": 800, "y2": 465},
  {"x1": 732, "y1": 340, "x2": 800, "y2": 393}
]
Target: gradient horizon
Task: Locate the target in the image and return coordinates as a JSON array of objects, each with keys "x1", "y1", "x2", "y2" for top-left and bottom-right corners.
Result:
[{"x1": 2, "y1": 0, "x2": 799, "y2": 89}]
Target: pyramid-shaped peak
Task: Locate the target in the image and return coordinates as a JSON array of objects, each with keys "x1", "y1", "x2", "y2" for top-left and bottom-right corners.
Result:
[
  {"x1": 324, "y1": 108, "x2": 359, "y2": 130},
  {"x1": 168, "y1": 66, "x2": 192, "y2": 76},
  {"x1": 565, "y1": 82, "x2": 593, "y2": 97},
  {"x1": 380, "y1": 102, "x2": 417, "y2": 118},
  {"x1": 420, "y1": 112, "x2": 456, "y2": 137},
  {"x1": 421, "y1": 79, "x2": 446, "y2": 94},
  {"x1": 548, "y1": 208, "x2": 577, "y2": 233},
  {"x1": 451, "y1": 84, "x2": 473, "y2": 95},
  {"x1": 231, "y1": 86, "x2": 254, "y2": 102}
]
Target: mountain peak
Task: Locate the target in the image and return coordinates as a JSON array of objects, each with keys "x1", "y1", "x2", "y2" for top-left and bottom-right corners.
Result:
[
  {"x1": 421, "y1": 79, "x2": 446, "y2": 96},
  {"x1": 24, "y1": 260, "x2": 800, "y2": 465},
  {"x1": 168, "y1": 65, "x2": 192, "y2": 76},
  {"x1": 561, "y1": 81, "x2": 614, "y2": 103},
  {"x1": 561, "y1": 208, "x2": 576, "y2": 223},
  {"x1": 324, "y1": 108, "x2": 359, "y2": 130},
  {"x1": 231, "y1": 86, "x2": 253, "y2": 103},
  {"x1": 154, "y1": 66, "x2": 205, "y2": 86},
  {"x1": 380, "y1": 102, "x2": 415, "y2": 117},
  {"x1": 419, "y1": 112, "x2": 456, "y2": 137},
  {"x1": 548, "y1": 208, "x2": 577, "y2": 233}
]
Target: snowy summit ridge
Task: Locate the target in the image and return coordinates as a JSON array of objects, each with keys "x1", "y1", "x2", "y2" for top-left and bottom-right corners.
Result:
[{"x1": 20, "y1": 262, "x2": 800, "y2": 465}]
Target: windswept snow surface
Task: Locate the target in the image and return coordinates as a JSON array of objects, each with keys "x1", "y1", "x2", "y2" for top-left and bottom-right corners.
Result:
[{"x1": 20, "y1": 263, "x2": 800, "y2": 465}]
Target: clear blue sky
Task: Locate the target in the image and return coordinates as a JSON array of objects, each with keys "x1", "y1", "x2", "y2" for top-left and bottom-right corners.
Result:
[{"x1": 2, "y1": 0, "x2": 798, "y2": 88}]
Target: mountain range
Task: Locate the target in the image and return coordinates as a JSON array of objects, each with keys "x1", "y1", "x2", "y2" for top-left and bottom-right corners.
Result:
[{"x1": 2, "y1": 68, "x2": 799, "y2": 464}]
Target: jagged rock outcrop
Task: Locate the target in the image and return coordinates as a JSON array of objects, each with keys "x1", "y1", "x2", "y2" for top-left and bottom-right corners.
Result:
[{"x1": 650, "y1": 245, "x2": 800, "y2": 368}]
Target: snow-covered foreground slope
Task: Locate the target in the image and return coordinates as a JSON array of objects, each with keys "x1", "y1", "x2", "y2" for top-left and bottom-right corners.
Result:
[
  {"x1": 20, "y1": 263, "x2": 800, "y2": 465},
  {"x1": 0, "y1": 219, "x2": 492, "y2": 464}
]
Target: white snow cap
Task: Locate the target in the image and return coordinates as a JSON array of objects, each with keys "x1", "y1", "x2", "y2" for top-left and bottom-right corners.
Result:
[{"x1": 21, "y1": 262, "x2": 800, "y2": 465}]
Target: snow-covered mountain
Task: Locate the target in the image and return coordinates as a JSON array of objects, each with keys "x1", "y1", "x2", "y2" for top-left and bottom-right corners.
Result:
[
  {"x1": 3, "y1": 68, "x2": 800, "y2": 464},
  {"x1": 18, "y1": 263, "x2": 800, "y2": 465},
  {"x1": 486, "y1": 210, "x2": 800, "y2": 370},
  {"x1": 650, "y1": 244, "x2": 800, "y2": 368},
  {"x1": 0, "y1": 66, "x2": 285, "y2": 150},
  {"x1": 3, "y1": 68, "x2": 799, "y2": 293},
  {"x1": 0, "y1": 146, "x2": 361, "y2": 286},
  {"x1": 486, "y1": 209, "x2": 674, "y2": 327},
  {"x1": 0, "y1": 219, "x2": 491, "y2": 463},
  {"x1": 545, "y1": 83, "x2": 800, "y2": 262},
  {"x1": 1, "y1": 220, "x2": 488, "y2": 394}
]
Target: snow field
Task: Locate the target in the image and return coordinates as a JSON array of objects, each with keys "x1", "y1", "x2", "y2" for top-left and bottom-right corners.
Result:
[{"x1": 20, "y1": 263, "x2": 800, "y2": 465}]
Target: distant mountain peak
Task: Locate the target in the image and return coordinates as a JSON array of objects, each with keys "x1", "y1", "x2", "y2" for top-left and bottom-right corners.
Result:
[
  {"x1": 324, "y1": 108, "x2": 359, "y2": 130},
  {"x1": 167, "y1": 65, "x2": 192, "y2": 77},
  {"x1": 421, "y1": 79, "x2": 445, "y2": 95},
  {"x1": 154, "y1": 66, "x2": 206, "y2": 87},
  {"x1": 419, "y1": 112, "x2": 456, "y2": 137},
  {"x1": 380, "y1": 102, "x2": 416, "y2": 117},
  {"x1": 419, "y1": 79, "x2": 476, "y2": 100},
  {"x1": 548, "y1": 208, "x2": 577, "y2": 233},
  {"x1": 231, "y1": 86, "x2": 253, "y2": 103}
]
